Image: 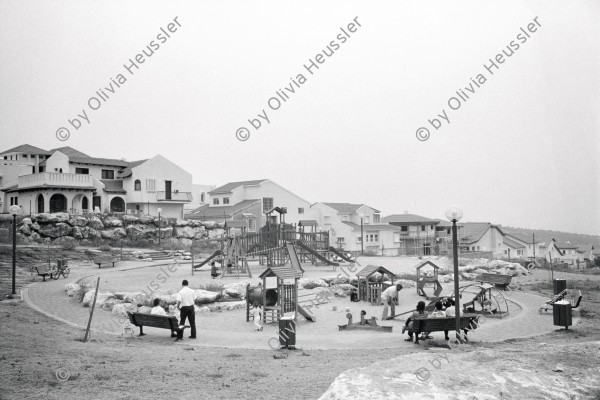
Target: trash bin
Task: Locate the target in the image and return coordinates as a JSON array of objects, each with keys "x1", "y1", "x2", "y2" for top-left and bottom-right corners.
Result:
[
  {"x1": 279, "y1": 317, "x2": 296, "y2": 349},
  {"x1": 553, "y1": 300, "x2": 572, "y2": 329},
  {"x1": 553, "y1": 279, "x2": 567, "y2": 295}
]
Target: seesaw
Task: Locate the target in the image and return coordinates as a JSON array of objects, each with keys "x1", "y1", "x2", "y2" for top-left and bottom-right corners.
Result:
[{"x1": 338, "y1": 310, "x2": 393, "y2": 332}]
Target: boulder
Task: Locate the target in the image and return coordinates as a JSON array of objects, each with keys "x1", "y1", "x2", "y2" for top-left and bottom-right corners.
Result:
[
  {"x1": 473, "y1": 268, "x2": 487, "y2": 275},
  {"x1": 175, "y1": 218, "x2": 189, "y2": 227},
  {"x1": 21, "y1": 217, "x2": 33, "y2": 226},
  {"x1": 174, "y1": 226, "x2": 195, "y2": 239},
  {"x1": 299, "y1": 278, "x2": 329, "y2": 289},
  {"x1": 86, "y1": 228, "x2": 101, "y2": 239},
  {"x1": 193, "y1": 289, "x2": 220, "y2": 305},
  {"x1": 216, "y1": 222, "x2": 226, "y2": 229},
  {"x1": 88, "y1": 216, "x2": 104, "y2": 230},
  {"x1": 103, "y1": 216, "x2": 123, "y2": 228},
  {"x1": 121, "y1": 215, "x2": 140, "y2": 225},
  {"x1": 126, "y1": 224, "x2": 156, "y2": 240},
  {"x1": 18, "y1": 224, "x2": 31, "y2": 235},
  {"x1": 112, "y1": 303, "x2": 138, "y2": 317},
  {"x1": 100, "y1": 298, "x2": 123, "y2": 311},
  {"x1": 101, "y1": 227, "x2": 127, "y2": 240},
  {"x1": 330, "y1": 276, "x2": 351, "y2": 285},
  {"x1": 202, "y1": 220, "x2": 218, "y2": 229},
  {"x1": 37, "y1": 222, "x2": 73, "y2": 238},
  {"x1": 68, "y1": 215, "x2": 88, "y2": 227},
  {"x1": 72, "y1": 226, "x2": 85, "y2": 240},
  {"x1": 154, "y1": 218, "x2": 169, "y2": 228},
  {"x1": 138, "y1": 306, "x2": 153, "y2": 314},
  {"x1": 65, "y1": 283, "x2": 81, "y2": 297},
  {"x1": 29, "y1": 232, "x2": 41, "y2": 242},
  {"x1": 208, "y1": 228, "x2": 225, "y2": 239},
  {"x1": 333, "y1": 283, "x2": 356, "y2": 296},
  {"x1": 198, "y1": 306, "x2": 210, "y2": 313},
  {"x1": 158, "y1": 227, "x2": 173, "y2": 238},
  {"x1": 35, "y1": 212, "x2": 69, "y2": 224},
  {"x1": 136, "y1": 215, "x2": 152, "y2": 224},
  {"x1": 82, "y1": 291, "x2": 113, "y2": 307},
  {"x1": 224, "y1": 301, "x2": 246, "y2": 311},
  {"x1": 223, "y1": 282, "x2": 250, "y2": 299},
  {"x1": 53, "y1": 236, "x2": 77, "y2": 246}
]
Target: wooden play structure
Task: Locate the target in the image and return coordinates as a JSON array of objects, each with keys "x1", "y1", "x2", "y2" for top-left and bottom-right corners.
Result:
[
  {"x1": 190, "y1": 236, "x2": 251, "y2": 278},
  {"x1": 338, "y1": 310, "x2": 392, "y2": 332},
  {"x1": 415, "y1": 260, "x2": 443, "y2": 299},
  {"x1": 252, "y1": 266, "x2": 304, "y2": 323},
  {"x1": 356, "y1": 265, "x2": 396, "y2": 305}
]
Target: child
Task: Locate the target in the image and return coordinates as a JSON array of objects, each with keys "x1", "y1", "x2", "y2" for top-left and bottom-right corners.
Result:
[
  {"x1": 210, "y1": 261, "x2": 220, "y2": 279},
  {"x1": 251, "y1": 302, "x2": 263, "y2": 331}
]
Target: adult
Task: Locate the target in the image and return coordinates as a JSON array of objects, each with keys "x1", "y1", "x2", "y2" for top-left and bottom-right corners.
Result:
[
  {"x1": 402, "y1": 301, "x2": 427, "y2": 344},
  {"x1": 152, "y1": 298, "x2": 184, "y2": 341},
  {"x1": 381, "y1": 284, "x2": 403, "y2": 320},
  {"x1": 177, "y1": 280, "x2": 197, "y2": 339},
  {"x1": 443, "y1": 298, "x2": 472, "y2": 341}
]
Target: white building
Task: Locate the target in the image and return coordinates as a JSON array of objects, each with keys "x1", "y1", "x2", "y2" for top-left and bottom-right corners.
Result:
[
  {"x1": 0, "y1": 144, "x2": 195, "y2": 219},
  {"x1": 185, "y1": 179, "x2": 314, "y2": 230}
]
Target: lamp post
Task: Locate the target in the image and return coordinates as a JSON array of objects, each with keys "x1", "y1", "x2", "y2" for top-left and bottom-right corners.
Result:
[
  {"x1": 359, "y1": 213, "x2": 364, "y2": 256},
  {"x1": 445, "y1": 205, "x2": 463, "y2": 342},
  {"x1": 9, "y1": 205, "x2": 23, "y2": 295},
  {"x1": 157, "y1": 207, "x2": 162, "y2": 248}
]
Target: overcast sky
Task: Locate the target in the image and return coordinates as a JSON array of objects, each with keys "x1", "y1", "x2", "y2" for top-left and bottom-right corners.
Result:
[{"x1": 1, "y1": 0, "x2": 599, "y2": 235}]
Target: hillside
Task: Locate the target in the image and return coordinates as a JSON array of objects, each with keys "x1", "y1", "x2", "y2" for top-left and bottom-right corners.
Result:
[{"x1": 500, "y1": 225, "x2": 600, "y2": 247}]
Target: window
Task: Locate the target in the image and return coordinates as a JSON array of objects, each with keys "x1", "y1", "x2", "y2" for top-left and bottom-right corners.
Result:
[
  {"x1": 75, "y1": 168, "x2": 89, "y2": 174},
  {"x1": 421, "y1": 225, "x2": 426, "y2": 231},
  {"x1": 39, "y1": 166, "x2": 44, "y2": 172},
  {"x1": 401, "y1": 226, "x2": 408, "y2": 232},
  {"x1": 134, "y1": 180, "x2": 141, "y2": 191},
  {"x1": 146, "y1": 179, "x2": 156, "y2": 191},
  {"x1": 101, "y1": 169, "x2": 114, "y2": 179},
  {"x1": 373, "y1": 214, "x2": 381, "y2": 223},
  {"x1": 366, "y1": 233, "x2": 379, "y2": 243},
  {"x1": 23, "y1": 154, "x2": 28, "y2": 159},
  {"x1": 262, "y1": 197, "x2": 273, "y2": 211},
  {"x1": 430, "y1": 225, "x2": 434, "y2": 230},
  {"x1": 356, "y1": 236, "x2": 362, "y2": 243},
  {"x1": 324, "y1": 216, "x2": 331, "y2": 225},
  {"x1": 223, "y1": 198, "x2": 230, "y2": 205},
  {"x1": 248, "y1": 218, "x2": 257, "y2": 232},
  {"x1": 200, "y1": 193, "x2": 205, "y2": 202},
  {"x1": 447, "y1": 229, "x2": 451, "y2": 235},
  {"x1": 213, "y1": 198, "x2": 220, "y2": 205},
  {"x1": 298, "y1": 208, "x2": 304, "y2": 214},
  {"x1": 337, "y1": 237, "x2": 345, "y2": 243}
]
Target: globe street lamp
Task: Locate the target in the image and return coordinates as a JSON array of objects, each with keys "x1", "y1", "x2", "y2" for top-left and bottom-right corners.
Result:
[
  {"x1": 445, "y1": 205, "x2": 463, "y2": 342},
  {"x1": 9, "y1": 205, "x2": 23, "y2": 295},
  {"x1": 157, "y1": 208, "x2": 162, "y2": 248}
]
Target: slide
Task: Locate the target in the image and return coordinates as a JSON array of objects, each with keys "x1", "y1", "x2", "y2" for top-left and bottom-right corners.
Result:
[
  {"x1": 328, "y1": 247, "x2": 355, "y2": 263},
  {"x1": 297, "y1": 305, "x2": 316, "y2": 322},
  {"x1": 192, "y1": 250, "x2": 223, "y2": 270},
  {"x1": 286, "y1": 243, "x2": 305, "y2": 274},
  {"x1": 295, "y1": 241, "x2": 339, "y2": 267}
]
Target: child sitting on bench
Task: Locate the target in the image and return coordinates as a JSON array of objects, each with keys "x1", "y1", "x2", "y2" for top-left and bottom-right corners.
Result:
[{"x1": 403, "y1": 301, "x2": 427, "y2": 344}]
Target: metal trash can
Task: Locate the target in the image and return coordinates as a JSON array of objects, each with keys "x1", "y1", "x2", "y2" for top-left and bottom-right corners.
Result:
[
  {"x1": 553, "y1": 300, "x2": 572, "y2": 329},
  {"x1": 553, "y1": 279, "x2": 567, "y2": 295},
  {"x1": 279, "y1": 317, "x2": 296, "y2": 349}
]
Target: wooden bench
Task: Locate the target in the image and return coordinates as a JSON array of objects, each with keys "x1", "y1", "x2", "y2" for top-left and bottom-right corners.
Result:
[
  {"x1": 408, "y1": 315, "x2": 479, "y2": 344},
  {"x1": 476, "y1": 273, "x2": 512, "y2": 290},
  {"x1": 126, "y1": 312, "x2": 181, "y2": 337},
  {"x1": 35, "y1": 265, "x2": 53, "y2": 281},
  {"x1": 93, "y1": 255, "x2": 119, "y2": 269}
]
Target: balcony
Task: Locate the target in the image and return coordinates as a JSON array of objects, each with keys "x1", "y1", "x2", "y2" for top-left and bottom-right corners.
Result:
[
  {"x1": 18, "y1": 172, "x2": 93, "y2": 189},
  {"x1": 156, "y1": 191, "x2": 192, "y2": 202}
]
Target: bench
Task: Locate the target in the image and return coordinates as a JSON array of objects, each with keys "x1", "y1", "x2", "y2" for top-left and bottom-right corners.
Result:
[
  {"x1": 476, "y1": 273, "x2": 512, "y2": 290},
  {"x1": 35, "y1": 265, "x2": 53, "y2": 281},
  {"x1": 126, "y1": 312, "x2": 181, "y2": 337},
  {"x1": 408, "y1": 315, "x2": 480, "y2": 344},
  {"x1": 93, "y1": 255, "x2": 119, "y2": 269}
]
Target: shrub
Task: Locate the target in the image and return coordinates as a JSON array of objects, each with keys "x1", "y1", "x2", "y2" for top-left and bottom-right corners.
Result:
[
  {"x1": 98, "y1": 244, "x2": 112, "y2": 252},
  {"x1": 61, "y1": 241, "x2": 78, "y2": 251}
]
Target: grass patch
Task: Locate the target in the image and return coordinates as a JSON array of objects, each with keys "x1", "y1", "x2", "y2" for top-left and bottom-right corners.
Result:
[
  {"x1": 273, "y1": 353, "x2": 288, "y2": 360},
  {"x1": 206, "y1": 373, "x2": 223, "y2": 379},
  {"x1": 224, "y1": 353, "x2": 242, "y2": 358},
  {"x1": 251, "y1": 371, "x2": 269, "y2": 378}
]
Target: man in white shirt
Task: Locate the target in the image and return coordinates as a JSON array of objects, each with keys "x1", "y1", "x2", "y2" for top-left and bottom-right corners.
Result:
[
  {"x1": 177, "y1": 280, "x2": 197, "y2": 339},
  {"x1": 381, "y1": 284, "x2": 403, "y2": 320}
]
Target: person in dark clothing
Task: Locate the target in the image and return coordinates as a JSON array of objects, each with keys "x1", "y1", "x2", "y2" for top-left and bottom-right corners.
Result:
[{"x1": 403, "y1": 301, "x2": 427, "y2": 344}]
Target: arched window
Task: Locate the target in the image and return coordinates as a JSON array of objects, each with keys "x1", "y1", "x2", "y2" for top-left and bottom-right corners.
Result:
[
  {"x1": 134, "y1": 180, "x2": 141, "y2": 191},
  {"x1": 110, "y1": 197, "x2": 125, "y2": 213},
  {"x1": 37, "y1": 194, "x2": 44, "y2": 213},
  {"x1": 49, "y1": 194, "x2": 67, "y2": 213}
]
